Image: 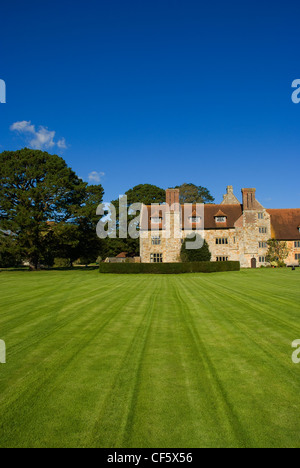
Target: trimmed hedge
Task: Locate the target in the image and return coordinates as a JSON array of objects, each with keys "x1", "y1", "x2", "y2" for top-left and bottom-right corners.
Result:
[{"x1": 99, "y1": 261, "x2": 240, "y2": 274}]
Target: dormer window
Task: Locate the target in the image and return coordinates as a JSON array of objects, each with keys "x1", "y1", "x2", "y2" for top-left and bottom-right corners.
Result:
[
  {"x1": 189, "y1": 216, "x2": 201, "y2": 223},
  {"x1": 215, "y1": 216, "x2": 226, "y2": 223},
  {"x1": 214, "y1": 210, "x2": 227, "y2": 223}
]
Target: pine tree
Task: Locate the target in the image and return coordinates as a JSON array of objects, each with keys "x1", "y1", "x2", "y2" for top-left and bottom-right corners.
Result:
[{"x1": 0, "y1": 148, "x2": 104, "y2": 269}]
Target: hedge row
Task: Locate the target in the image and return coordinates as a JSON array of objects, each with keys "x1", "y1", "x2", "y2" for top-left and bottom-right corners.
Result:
[{"x1": 99, "y1": 261, "x2": 240, "y2": 274}]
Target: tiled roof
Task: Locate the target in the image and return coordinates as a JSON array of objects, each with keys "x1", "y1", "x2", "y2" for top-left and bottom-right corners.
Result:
[
  {"x1": 201, "y1": 204, "x2": 243, "y2": 229},
  {"x1": 141, "y1": 204, "x2": 243, "y2": 230},
  {"x1": 141, "y1": 204, "x2": 300, "y2": 238},
  {"x1": 267, "y1": 209, "x2": 300, "y2": 240},
  {"x1": 116, "y1": 252, "x2": 128, "y2": 258}
]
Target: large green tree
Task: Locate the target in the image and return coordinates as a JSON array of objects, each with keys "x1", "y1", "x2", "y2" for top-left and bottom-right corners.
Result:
[
  {"x1": 174, "y1": 183, "x2": 215, "y2": 204},
  {"x1": 0, "y1": 148, "x2": 104, "y2": 269}
]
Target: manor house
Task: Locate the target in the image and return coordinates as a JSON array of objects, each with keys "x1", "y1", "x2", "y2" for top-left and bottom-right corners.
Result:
[{"x1": 139, "y1": 186, "x2": 300, "y2": 268}]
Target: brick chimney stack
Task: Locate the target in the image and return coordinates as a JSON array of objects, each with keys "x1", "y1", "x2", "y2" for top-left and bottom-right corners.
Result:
[
  {"x1": 242, "y1": 188, "x2": 256, "y2": 210},
  {"x1": 166, "y1": 188, "x2": 180, "y2": 211}
]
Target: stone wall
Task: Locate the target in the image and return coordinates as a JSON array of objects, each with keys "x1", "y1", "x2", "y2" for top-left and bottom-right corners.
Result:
[
  {"x1": 286, "y1": 241, "x2": 300, "y2": 265},
  {"x1": 237, "y1": 209, "x2": 271, "y2": 268},
  {"x1": 105, "y1": 256, "x2": 141, "y2": 263},
  {"x1": 140, "y1": 210, "x2": 182, "y2": 263}
]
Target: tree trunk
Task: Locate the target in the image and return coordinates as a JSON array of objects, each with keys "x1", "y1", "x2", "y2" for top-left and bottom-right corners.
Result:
[{"x1": 29, "y1": 256, "x2": 40, "y2": 270}]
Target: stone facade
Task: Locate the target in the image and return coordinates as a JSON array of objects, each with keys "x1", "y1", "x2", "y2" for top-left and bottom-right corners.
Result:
[
  {"x1": 140, "y1": 210, "x2": 182, "y2": 264},
  {"x1": 286, "y1": 241, "x2": 300, "y2": 265},
  {"x1": 140, "y1": 186, "x2": 300, "y2": 268}
]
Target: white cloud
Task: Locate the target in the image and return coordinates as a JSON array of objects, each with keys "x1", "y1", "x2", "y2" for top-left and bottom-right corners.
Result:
[
  {"x1": 57, "y1": 137, "x2": 67, "y2": 149},
  {"x1": 10, "y1": 121, "x2": 35, "y2": 133},
  {"x1": 88, "y1": 171, "x2": 105, "y2": 183},
  {"x1": 10, "y1": 121, "x2": 67, "y2": 151}
]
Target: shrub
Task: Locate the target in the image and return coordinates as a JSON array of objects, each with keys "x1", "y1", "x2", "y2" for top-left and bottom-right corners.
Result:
[
  {"x1": 270, "y1": 260, "x2": 287, "y2": 268},
  {"x1": 53, "y1": 258, "x2": 71, "y2": 268},
  {"x1": 99, "y1": 261, "x2": 240, "y2": 274},
  {"x1": 181, "y1": 233, "x2": 212, "y2": 262}
]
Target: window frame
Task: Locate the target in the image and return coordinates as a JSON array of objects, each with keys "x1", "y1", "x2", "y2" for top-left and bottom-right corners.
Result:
[
  {"x1": 151, "y1": 236, "x2": 161, "y2": 245},
  {"x1": 215, "y1": 216, "x2": 227, "y2": 223},
  {"x1": 150, "y1": 253, "x2": 163, "y2": 263},
  {"x1": 216, "y1": 238, "x2": 229, "y2": 245},
  {"x1": 188, "y1": 216, "x2": 201, "y2": 223}
]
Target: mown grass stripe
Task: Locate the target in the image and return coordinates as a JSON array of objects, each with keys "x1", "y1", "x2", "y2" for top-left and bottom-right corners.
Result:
[{"x1": 0, "y1": 269, "x2": 299, "y2": 448}]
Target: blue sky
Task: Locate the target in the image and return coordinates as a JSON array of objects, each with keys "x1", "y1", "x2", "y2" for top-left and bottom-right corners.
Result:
[{"x1": 0, "y1": 0, "x2": 299, "y2": 207}]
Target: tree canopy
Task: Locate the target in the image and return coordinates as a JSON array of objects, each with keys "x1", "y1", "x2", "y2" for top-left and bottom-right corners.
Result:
[
  {"x1": 174, "y1": 183, "x2": 214, "y2": 204},
  {"x1": 0, "y1": 148, "x2": 104, "y2": 268},
  {"x1": 120, "y1": 184, "x2": 166, "y2": 206}
]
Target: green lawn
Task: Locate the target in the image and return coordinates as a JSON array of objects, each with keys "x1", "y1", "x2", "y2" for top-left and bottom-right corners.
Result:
[{"x1": 0, "y1": 268, "x2": 299, "y2": 448}]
